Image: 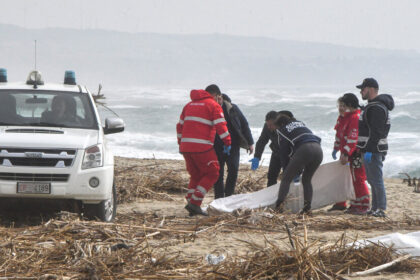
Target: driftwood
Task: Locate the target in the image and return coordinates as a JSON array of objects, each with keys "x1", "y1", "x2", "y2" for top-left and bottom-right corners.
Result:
[
  {"x1": 400, "y1": 172, "x2": 412, "y2": 186},
  {"x1": 350, "y1": 254, "x2": 412, "y2": 277},
  {"x1": 399, "y1": 172, "x2": 419, "y2": 190}
]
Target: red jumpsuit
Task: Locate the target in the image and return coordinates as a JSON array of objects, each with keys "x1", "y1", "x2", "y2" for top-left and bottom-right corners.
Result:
[
  {"x1": 334, "y1": 109, "x2": 370, "y2": 211},
  {"x1": 176, "y1": 90, "x2": 231, "y2": 206}
]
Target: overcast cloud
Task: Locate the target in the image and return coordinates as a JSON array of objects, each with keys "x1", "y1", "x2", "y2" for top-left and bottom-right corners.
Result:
[{"x1": 0, "y1": 0, "x2": 419, "y2": 51}]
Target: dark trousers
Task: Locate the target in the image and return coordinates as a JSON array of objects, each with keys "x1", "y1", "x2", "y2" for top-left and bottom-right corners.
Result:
[
  {"x1": 214, "y1": 145, "x2": 240, "y2": 199},
  {"x1": 267, "y1": 153, "x2": 282, "y2": 187},
  {"x1": 277, "y1": 142, "x2": 323, "y2": 210}
]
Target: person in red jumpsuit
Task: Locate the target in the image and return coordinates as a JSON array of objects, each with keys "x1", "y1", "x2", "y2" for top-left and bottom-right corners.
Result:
[
  {"x1": 329, "y1": 93, "x2": 370, "y2": 214},
  {"x1": 176, "y1": 84, "x2": 232, "y2": 216}
]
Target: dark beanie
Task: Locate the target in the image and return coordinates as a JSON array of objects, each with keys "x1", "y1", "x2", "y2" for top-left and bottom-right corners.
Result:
[{"x1": 341, "y1": 93, "x2": 360, "y2": 109}]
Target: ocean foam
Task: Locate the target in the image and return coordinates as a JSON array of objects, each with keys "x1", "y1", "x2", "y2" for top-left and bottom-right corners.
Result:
[
  {"x1": 391, "y1": 111, "x2": 416, "y2": 119},
  {"x1": 102, "y1": 87, "x2": 420, "y2": 178}
]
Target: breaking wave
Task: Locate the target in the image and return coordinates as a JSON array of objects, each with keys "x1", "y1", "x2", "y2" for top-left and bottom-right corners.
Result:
[{"x1": 104, "y1": 87, "x2": 420, "y2": 177}]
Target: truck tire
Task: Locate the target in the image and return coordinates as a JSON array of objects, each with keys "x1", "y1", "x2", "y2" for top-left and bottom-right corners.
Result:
[{"x1": 84, "y1": 183, "x2": 117, "y2": 222}]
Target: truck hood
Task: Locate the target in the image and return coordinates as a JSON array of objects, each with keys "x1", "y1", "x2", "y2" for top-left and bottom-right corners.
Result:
[{"x1": 0, "y1": 127, "x2": 100, "y2": 149}]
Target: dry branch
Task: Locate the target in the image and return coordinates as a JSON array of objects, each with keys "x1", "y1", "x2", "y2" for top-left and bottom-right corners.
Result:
[{"x1": 350, "y1": 254, "x2": 412, "y2": 277}]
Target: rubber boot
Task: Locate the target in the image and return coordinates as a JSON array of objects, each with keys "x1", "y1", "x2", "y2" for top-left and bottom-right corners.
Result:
[{"x1": 185, "y1": 202, "x2": 208, "y2": 216}]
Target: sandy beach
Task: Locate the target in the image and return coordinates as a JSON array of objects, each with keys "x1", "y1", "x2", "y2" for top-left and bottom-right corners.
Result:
[
  {"x1": 0, "y1": 156, "x2": 419, "y2": 279},
  {"x1": 114, "y1": 156, "x2": 420, "y2": 279}
]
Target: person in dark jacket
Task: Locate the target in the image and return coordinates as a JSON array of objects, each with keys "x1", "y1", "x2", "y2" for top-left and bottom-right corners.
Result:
[
  {"x1": 250, "y1": 110, "x2": 294, "y2": 187},
  {"x1": 214, "y1": 94, "x2": 254, "y2": 198},
  {"x1": 356, "y1": 78, "x2": 394, "y2": 218},
  {"x1": 274, "y1": 114, "x2": 323, "y2": 214}
]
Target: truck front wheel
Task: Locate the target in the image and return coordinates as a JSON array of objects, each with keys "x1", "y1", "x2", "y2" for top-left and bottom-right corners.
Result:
[{"x1": 83, "y1": 183, "x2": 117, "y2": 222}]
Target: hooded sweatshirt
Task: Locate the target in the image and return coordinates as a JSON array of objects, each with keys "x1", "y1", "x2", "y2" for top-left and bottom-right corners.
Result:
[
  {"x1": 176, "y1": 89, "x2": 231, "y2": 153},
  {"x1": 357, "y1": 94, "x2": 395, "y2": 154},
  {"x1": 214, "y1": 94, "x2": 254, "y2": 151}
]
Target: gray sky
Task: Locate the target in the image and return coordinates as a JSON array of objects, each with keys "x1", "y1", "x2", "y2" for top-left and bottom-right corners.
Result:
[{"x1": 1, "y1": 0, "x2": 419, "y2": 51}]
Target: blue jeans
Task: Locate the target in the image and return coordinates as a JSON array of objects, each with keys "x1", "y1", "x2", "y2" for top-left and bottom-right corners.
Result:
[{"x1": 363, "y1": 152, "x2": 386, "y2": 211}]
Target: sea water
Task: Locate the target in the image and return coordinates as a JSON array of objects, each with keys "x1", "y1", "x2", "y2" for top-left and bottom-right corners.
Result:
[{"x1": 99, "y1": 86, "x2": 420, "y2": 178}]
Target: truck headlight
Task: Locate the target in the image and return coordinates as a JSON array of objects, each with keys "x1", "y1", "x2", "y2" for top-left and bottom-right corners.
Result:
[{"x1": 82, "y1": 145, "x2": 103, "y2": 169}]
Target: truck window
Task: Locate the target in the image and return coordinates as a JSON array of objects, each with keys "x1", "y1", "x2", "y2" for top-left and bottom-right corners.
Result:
[{"x1": 0, "y1": 90, "x2": 98, "y2": 129}]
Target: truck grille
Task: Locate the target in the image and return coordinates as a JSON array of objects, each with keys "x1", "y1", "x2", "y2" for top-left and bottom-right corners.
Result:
[
  {"x1": 0, "y1": 173, "x2": 69, "y2": 182},
  {"x1": 0, "y1": 148, "x2": 77, "y2": 168}
]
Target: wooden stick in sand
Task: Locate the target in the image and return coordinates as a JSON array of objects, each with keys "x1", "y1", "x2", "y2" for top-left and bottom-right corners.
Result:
[{"x1": 350, "y1": 254, "x2": 411, "y2": 277}]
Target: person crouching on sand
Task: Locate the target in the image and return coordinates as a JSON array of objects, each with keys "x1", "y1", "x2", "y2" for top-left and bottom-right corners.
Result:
[{"x1": 274, "y1": 114, "x2": 323, "y2": 214}]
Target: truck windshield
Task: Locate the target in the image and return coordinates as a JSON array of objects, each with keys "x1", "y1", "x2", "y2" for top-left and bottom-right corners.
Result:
[{"x1": 0, "y1": 90, "x2": 98, "y2": 129}]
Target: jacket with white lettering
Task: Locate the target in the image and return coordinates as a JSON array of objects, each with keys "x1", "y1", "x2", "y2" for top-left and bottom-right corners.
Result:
[
  {"x1": 276, "y1": 120, "x2": 321, "y2": 168},
  {"x1": 334, "y1": 110, "x2": 361, "y2": 157},
  {"x1": 176, "y1": 89, "x2": 231, "y2": 153}
]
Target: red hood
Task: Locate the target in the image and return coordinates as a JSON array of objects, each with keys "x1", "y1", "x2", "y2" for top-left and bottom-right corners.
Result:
[{"x1": 190, "y1": 89, "x2": 213, "y2": 101}]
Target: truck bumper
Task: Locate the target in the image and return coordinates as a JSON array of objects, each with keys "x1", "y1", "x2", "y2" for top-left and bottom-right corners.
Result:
[{"x1": 0, "y1": 165, "x2": 114, "y2": 203}]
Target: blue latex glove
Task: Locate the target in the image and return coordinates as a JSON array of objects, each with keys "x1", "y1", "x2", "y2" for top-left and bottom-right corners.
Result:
[
  {"x1": 332, "y1": 150, "x2": 338, "y2": 160},
  {"x1": 223, "y1": 145, "x2": 231, "y2": 156},
  {"x1": 249, "y1": 158, "x2": 260, "y2": 170},
  {"x1": 364, "y1": 152, "x2": 372, "y2": 164}
]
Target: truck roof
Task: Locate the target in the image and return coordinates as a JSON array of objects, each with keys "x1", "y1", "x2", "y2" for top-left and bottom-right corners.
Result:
[{"x1": 0, "y1": 82, "x2": 89, "y2": 94}]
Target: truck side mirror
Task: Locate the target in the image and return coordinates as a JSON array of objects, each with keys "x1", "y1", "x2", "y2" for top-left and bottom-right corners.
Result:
[{"x1": 103, "y1": 117, "x2": 125, "y2": 135}]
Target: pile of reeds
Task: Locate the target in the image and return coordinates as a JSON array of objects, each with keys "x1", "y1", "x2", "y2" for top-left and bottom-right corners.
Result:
[
  {"x1": 205, "y1": 208, "x2": 420, "y2": 236},
  {"x1": 116, "y1": 171, "x2": 187, "y2": 203},
  {"x1": 403, "y1": 213, "x2": 420, "y2": 226},
  {"x1": 211, "y1": 227, "x2": 418, "y2": 279},
  {"x1": 0, "y1": 212, "x2": 198, "y2": 279},
  {"x1": 234, "y1": 169, "x2": 267, "y2": 193},
  {"x1": 0, "y1": 211, "x2": 418, "y2": 279},
  {"x1": 114, "y1": 158, "x2": 269, "y2": 203},
  {"x1": 115, "y1": 159, "x2": 189, "y2": 203}
]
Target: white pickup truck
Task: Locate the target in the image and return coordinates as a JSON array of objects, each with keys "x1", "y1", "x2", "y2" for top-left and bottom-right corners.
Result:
[{"x1": 0, "y1": 69, "x2": 124, "y2": 221}]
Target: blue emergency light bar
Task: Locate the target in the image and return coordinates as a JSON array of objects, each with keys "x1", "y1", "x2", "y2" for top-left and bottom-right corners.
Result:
[
  {"x1": 0, "y1": 68, "x2": 7, "y2": 83},
  {"x1": 64, "y1": 70, "x2": 76, "y2": 85}
]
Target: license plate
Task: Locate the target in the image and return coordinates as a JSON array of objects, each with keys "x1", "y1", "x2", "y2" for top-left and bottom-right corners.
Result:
[{"x1": 17, "y1": 182, "x2": 51, "y2": 194}]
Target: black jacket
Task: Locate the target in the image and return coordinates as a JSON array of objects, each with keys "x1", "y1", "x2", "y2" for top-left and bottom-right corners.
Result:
[
  {"x1": 214, "y1": 99, "x2": 254, "y2": 150},
  {"x1": 276, "y1": 120, "x2": 321, "y2": 168},
  {"x1": 357, "y1": 94, "x2": 394, "y2": 154},
  {"x1": 254, "y1": 123, "x2": 280, "y2": 159}
]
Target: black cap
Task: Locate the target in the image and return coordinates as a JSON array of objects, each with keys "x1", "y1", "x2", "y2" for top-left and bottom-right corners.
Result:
[
  {"x1": 341, "y1": 93, "x2": 360, "y2": 108},
  {"x1": 356, "y1": 78, "x2": 379, "y2": 89}
]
